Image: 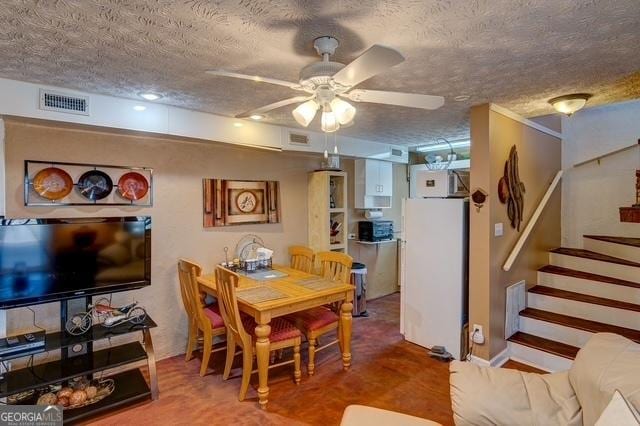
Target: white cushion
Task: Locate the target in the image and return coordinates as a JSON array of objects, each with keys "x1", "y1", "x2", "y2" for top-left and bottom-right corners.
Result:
[
  {"x1": 449, "y1": 361, "x2": 582, "y2": 426},
  {"x1": 340, "y1": 405, "x2": 441, "y2": 426},
  {"x1": 595, "y1": 390, "x2": 640, "y2": 426},
  {"x1": 569, "y1": 333, "x2": 640, "y2": 426}
]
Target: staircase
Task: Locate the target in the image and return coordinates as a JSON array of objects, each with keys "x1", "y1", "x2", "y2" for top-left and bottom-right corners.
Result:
[{"x1": 507, "y1": 235, "x2": 640, "y2": 372}]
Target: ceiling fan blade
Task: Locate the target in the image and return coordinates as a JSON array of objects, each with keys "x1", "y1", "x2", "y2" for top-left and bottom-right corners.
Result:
[
  {"x1": 344, "y1": 89, "x2": 445, "y2": 110},
  {"x1": 236, "y1": 96, "x2": 311, "y2": 118},
  {"x1": 206, "y1": 70, "x2": 302, "y2": 90},
  {"x1": 332, "y1": 45, "x2": 405, "y2": 87}
]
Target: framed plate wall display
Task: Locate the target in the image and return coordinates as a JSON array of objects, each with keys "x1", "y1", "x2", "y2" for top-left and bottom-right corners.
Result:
[
  {"x1": 25, "y1": 160, "x2": 153, "y2": 206},
  {"x1": 203, "y1": 179, "x2": 280, "y2": 227}
]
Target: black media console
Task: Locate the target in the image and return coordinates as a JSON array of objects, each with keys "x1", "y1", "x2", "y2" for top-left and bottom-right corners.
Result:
[{"x1": 0, "y1": 297, "x2": 158, "y2": 424}]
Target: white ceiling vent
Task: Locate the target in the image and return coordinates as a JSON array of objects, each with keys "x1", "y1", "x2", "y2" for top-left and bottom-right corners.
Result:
[
  {"x1": 391, "y1": 148, "x2": 403, "y2": 157},
  {"x1": 39, "y1": 89, "x2": 90, "y2": 115},
  {"x1": 288, "y1": 132, "x2": 309, "y2": 145}
]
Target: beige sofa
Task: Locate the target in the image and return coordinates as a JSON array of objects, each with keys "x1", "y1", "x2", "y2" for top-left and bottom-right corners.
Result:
[
  {"x1": 341, "y1": 333, "x2": 639, "y2": 426},
  {"x1": 450, "y1": 333, "x2": 640, "y2": 426}
]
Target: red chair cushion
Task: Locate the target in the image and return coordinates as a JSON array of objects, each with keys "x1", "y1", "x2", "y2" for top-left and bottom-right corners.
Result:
[
  {"x1": 287, "y1": 307, "x2": 339, "y2": 332},
  {"x1": 241, "y1": 315, "x2": 301, "y2": 343},
  {"x1": 203, "y1": 304, "x2": 225, "y2": 329}
]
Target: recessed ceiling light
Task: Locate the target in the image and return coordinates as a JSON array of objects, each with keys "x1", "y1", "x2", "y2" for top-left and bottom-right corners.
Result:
[
  {"x1": 133, "y1": 105, "x2": 146, "y2": 111},
  {"x1": 138, "y1": 92, "x2": 162, "y2": 101},
  {"x1": 249, "y1": 114, "x2": 264, "y2": 120},
  {"x1": 454, "y1": 95, "x2": 470, "y2": 102},
  {"x1": 233, "y1": 122, "x2": 243, "y2": 127},
  {"x1": 548, "y1": 93, "x2": 592, "y2": 116}
]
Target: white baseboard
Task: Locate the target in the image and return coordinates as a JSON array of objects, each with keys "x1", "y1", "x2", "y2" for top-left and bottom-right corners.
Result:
[
  {"x1": 470, "y1": 347, "x2": 509, "y2": 367},
  {"x1": 507, "y1": 355, "x2": 551, "y2": 373},
  {"x1": 490, "y1": 348, "x2": 510, "y2": 367}
]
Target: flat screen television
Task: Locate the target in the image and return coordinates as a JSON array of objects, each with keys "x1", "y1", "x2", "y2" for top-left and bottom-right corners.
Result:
[{"x1": 0, "y1": 216, "x2": 151, "y2": 308}]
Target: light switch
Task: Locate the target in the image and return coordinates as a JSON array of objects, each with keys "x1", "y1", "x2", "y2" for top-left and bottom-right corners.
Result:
[{"x1": 494, "y1": 223, "x2": 504, "y2": 237}]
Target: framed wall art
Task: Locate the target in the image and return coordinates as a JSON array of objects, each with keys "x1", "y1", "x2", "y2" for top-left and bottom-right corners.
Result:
[
  {"x1": 25, "y1": 160, "x2": 153, "y2": 207},
  {"x1": 203, "y1": 179, "x2": 280, "y2": 227}
]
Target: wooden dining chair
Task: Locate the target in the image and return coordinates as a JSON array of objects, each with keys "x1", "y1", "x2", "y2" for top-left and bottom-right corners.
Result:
[
  {"x1": 216, "y1": 266, "x2": 302, "y2": 401},
  {"x1": 287, "y1": 251, "x2": 353, "y2": 375},
  {"x1": 178, "y1": 259, "x2": 227, "y2": 376},
  {"x1": 289, "y1": 245, "x2": 315, "y2": 273},
  {"x1": 317, "y1": 251, "x2": 353, "y2": 284}
]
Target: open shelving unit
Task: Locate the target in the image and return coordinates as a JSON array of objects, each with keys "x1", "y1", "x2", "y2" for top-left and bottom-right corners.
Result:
[
  {"x1": 0, "y1": 312, "x2": 158, "y2": 424},
  {"x1": 308, "y1": 171, "x2": 348, "y2": 254}
]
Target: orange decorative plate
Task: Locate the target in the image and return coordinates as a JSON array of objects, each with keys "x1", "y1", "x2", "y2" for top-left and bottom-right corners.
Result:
[
  {"x1": 32, "y1": 167, "x2": 73, "y2": 200},
  {"x1": 117, "y1": 172, "x2": 149, "y2": 201}
]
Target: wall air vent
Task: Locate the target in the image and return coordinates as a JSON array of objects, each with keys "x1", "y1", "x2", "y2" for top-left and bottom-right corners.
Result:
[
  {"x1": 391, "y1": 148, "x2": 403, "y2": 157},
  {"x1": 288, "y1": 132, "x2": 309, "y2": 145},
  {"x1": 505, "y1": 280, "x2": 526, "y2": 339},
  {"x1": 39, "y1": 89, "x2": 90, "y2": 115}
]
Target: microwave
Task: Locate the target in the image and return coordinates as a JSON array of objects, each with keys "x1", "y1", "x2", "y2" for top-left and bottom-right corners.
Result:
[
  {"x1": 415, "y1": 170, "x2": 469, "y2": 198},
  {"x1": 358, "y1": 220, "x2": 394, "y2": 242}
]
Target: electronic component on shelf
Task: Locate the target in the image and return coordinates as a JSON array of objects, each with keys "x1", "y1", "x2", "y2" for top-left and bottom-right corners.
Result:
[{"x1": 0, "y1": 331, "x2": 45, "y2": 357}]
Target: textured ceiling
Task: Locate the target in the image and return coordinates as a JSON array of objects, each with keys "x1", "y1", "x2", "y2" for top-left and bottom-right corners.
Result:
[{"x1": 0, "y1": 0, "x2": 639, "y2": 145}]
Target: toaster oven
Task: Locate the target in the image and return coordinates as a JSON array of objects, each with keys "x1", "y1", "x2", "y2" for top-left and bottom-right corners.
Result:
[{"x1": 358, "y1": 220, "x2": 394, "y2": 242}]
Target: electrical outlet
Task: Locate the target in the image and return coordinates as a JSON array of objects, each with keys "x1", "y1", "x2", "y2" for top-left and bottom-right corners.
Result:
[
  {"x1": 471, "y1": 324, "x2": 485, "y2": 344},
  {"x1": 347, "y1": 233, "x2": 356, "y2": 240}
]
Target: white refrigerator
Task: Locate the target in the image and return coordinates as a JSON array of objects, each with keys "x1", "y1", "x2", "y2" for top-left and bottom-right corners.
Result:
[{"x1": 400, "y1": 198, "x2": 469, "y2": 359}]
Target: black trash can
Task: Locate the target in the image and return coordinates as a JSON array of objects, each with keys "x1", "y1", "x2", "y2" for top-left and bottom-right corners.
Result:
[{"x1": 350, "y1": 262, "x2": 368, "y2": 317}]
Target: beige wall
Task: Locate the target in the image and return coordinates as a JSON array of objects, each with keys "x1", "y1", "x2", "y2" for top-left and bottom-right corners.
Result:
[
  {"x1": 2, "y1": 117, "x2": 409, "y2": 360},
  {"x1": 561, "y1": 100, "x2": 640, "y2": 247},
  {"x1": 470, "y1": 105, "x2": 561, "y2": 360},
  {"x1": 343, "y1": 159, "x2": 407, "y2": 300},
  {"x1": 2, "y1": 118, "x2": 325, "y2": 360}
]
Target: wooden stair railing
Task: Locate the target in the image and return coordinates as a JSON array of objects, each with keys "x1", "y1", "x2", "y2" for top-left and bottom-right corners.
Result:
[
  {"x1": 572, "y1": 139, "x2": 639, "y2": 168},
  {"x1": 503, "y1": 170, "x2": 563, "y2": 272},
  {"x1": 572, "y1": 140, "x2": 640, "y2": 223}
]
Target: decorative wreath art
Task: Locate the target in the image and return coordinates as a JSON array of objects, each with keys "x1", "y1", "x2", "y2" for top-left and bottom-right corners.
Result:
[
  {"x1": 25, "y1": 160, "x2": 152, "y2": 206},
  {"x1": 498, "y1": 145, "x2": 525, "y2": 231}
]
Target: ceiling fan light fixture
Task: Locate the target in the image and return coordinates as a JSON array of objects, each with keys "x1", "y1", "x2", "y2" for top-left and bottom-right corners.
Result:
[
  {"x1": 330, "y1": 98, "x2": 356, "y2": 125},
  {"x1": 321, "y1": 108, "x2": 340, "y2": 133},
  {"x1": 292, "y1": 100, "x2": 319, "y2": 127},
  {"x1": 548, "y1": 93, "x2": 591, "y2": 116}
]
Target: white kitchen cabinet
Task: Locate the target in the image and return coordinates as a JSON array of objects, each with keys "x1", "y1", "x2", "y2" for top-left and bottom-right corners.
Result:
[
  {"x1": 378, "y1": 160, "x2": 393, "y2": 196},
  {"x1": 355, "y1": 159, "x2": 393, "y2": 209}
]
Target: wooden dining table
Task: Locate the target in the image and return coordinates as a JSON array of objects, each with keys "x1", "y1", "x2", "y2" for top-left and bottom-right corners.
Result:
[{"x1": 197, "y1": 265, "x2": 355, "y2": 409}]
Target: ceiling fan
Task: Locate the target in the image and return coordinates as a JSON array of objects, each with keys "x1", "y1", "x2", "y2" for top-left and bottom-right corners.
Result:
[{"x1": 206, "y1": 36, "x2": 445, "y2": 133}]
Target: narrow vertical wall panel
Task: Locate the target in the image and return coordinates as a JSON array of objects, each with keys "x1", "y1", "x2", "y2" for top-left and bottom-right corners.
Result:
[
  {"x1": 0, "y1": 118, "x2": 5, "y2": 339},
  {"x1": 469, "y1": 104, "x2": 561, "y2": 362},
  {"x1": 0, "y1": 118, "x2": 5, "y2": 216},
  {"x1": 505, "y1": 280, "x2": 526, "y2": 338}
]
